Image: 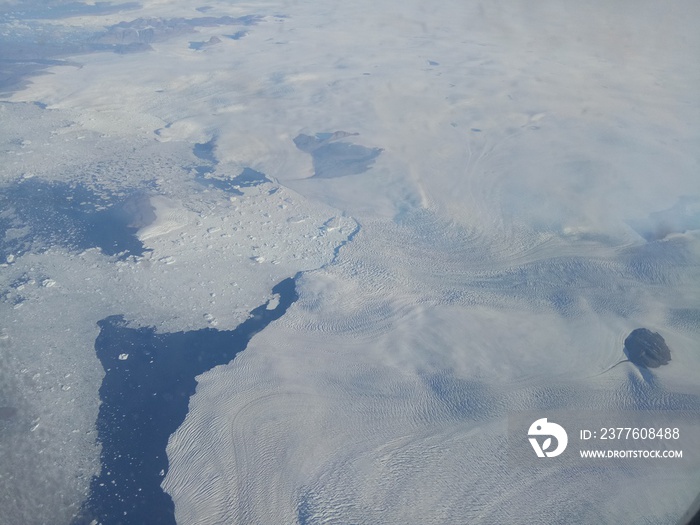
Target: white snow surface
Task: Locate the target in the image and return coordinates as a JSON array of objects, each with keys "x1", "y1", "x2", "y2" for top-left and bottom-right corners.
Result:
[{"x1": 2, "y1": 0, "x2": 700, "y2": 524}]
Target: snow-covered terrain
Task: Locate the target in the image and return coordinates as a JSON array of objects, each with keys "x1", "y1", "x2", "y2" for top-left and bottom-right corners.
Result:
[{"x1": 1, "y1": 1, "x2": 699, "y2": 524}]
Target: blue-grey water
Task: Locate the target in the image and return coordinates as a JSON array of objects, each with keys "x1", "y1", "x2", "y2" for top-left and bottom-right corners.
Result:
[
  {"x1": 225, "y1": 30, "x2": 248, "y2": 40},
  {"x1": 293, "y1": 132, "x2": 382, "y2": 179},
  {"x1": 193, "y1": 138, "x2": 217, "y2": 164},
  {"x1": 73, "y1": 277, "x2": 299, "y2": 525},
  {"x1": 0, "y1": 8, "x2": 262, "y2": 95},
  {"x1": 192, "y1": 138, "x2": 270, "y2": 195},
  {"x1": 0, "y1": 179, "x2": 151, "y2": 261}
]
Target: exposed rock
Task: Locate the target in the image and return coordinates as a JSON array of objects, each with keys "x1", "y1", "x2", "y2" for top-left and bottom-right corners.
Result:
[
  {"x1": 96, "y1": 15, "x2": 262, "y2": 46},
  {"x1": 624, "y1": 328, "x2": 671, "y2": 368}
]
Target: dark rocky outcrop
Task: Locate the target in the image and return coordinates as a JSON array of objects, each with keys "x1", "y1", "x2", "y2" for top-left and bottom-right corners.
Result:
[
  {"x1": 624, "y1": 328, "x2": 671, "y2": 368},
  {"x1": 95, "y1": 15, "x2": 262, "y2": 46}
]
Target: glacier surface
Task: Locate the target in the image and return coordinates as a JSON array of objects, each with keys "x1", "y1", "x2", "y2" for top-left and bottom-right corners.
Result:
[{"x1": 1, "y1": 1, "x2": 699, "y2": 524}]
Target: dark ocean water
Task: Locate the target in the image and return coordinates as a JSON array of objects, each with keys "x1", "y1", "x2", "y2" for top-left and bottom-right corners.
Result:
[
  {"x1": 0, "y1": 179, "x2": 151, "y2": 261},
  {"x1": 74, "y1": 277, "x2": 299, "y2": 525},
  {"x1": 192, "y1": 138, "x2": 270, "y2": 195},
  {"x1": 293, "y1": 132, "x2": 382, "y2": 178}
]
